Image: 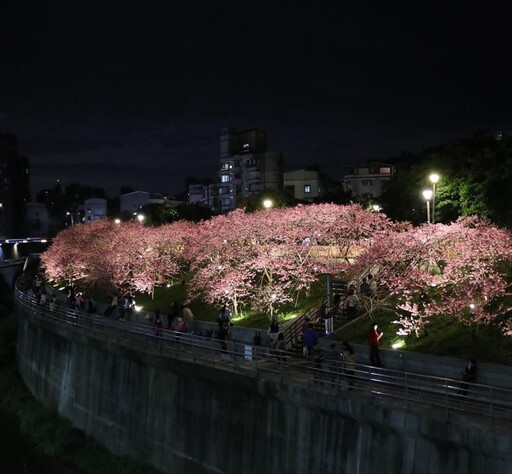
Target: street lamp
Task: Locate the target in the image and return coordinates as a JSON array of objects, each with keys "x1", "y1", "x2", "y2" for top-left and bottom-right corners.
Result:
[
  {"x1": 263, "y1": 199, "x2": 273, "y2": 209},
  {"x1": 429, "y1": 173, "x2": 440, "y2": 223},
  {"x1": 137, "y1": 214, "x2": 145, "y2": 223},
  {"x1": 422, "y1": 189, "x2": 433, "y2": 224}
]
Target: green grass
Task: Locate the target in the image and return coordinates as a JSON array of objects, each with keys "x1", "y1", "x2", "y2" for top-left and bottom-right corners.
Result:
[{"x1": 87, "y1": 276, "x2": 328, "y2": 330}]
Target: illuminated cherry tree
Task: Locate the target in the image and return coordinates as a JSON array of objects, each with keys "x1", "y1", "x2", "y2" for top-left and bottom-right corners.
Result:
[
  {"x1": 352, "y1": 216, "x2": 512, "y2": 335},
  {"x1": 187, "y1": 204, "x2": 395, "y2": 317},
  {"x1": 41, "y1": 219, "x2": 193, "y2": 297}
]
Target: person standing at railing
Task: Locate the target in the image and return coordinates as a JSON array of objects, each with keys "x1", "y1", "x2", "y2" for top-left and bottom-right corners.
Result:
[
  {"x1": 49, "y1": 296, "x2": 57, "y2": 314},
  {"x1": 182, "y1": 301, "x2": 195, "y2": 334},
  {"x1": 367, "y1": 323, "x2": 383, "y2": 367},
  {"x1": 324, "y1": 343, "x2": 344, "y2": 388},
  {"x1": 267, "y1": 316, "x2": 280, "y2": 350},
  {"x1": 153, "y1": 311, "x2": 164, "y2": 337},
  {"x1": 458, "y1": 358, "x2": 477, "y2": 397}
]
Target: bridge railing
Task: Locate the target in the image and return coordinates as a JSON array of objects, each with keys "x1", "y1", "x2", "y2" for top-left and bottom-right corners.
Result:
[{"x1": 14, "y1": 287, "x2": 512, "y2": 425}]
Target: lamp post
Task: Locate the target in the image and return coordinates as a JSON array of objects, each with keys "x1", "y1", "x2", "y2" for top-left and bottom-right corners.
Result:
[
  {"x1": 429, "y1": 173, "x2": 440, "y2": 223},
  {"x1": 422, "y1": 189, "x2": 433, "y2": 224}
]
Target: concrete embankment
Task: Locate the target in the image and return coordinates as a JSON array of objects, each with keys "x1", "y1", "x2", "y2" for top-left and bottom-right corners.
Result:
[{"x1": 16, "y1": 308, "x2": 512, "y2": 474}]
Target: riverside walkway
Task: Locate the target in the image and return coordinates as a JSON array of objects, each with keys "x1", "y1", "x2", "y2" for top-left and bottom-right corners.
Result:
[{"x1": 14, "y1": 287, "x2": 512, "y2": 430}]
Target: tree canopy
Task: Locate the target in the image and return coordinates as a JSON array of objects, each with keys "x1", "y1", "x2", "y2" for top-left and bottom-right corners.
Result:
[
  {"x1": 380, "y1": 132, "x2": 512, "y2": 228},
  {"x1": 40, "y1": 203, "x2": 512, "y2": 333}
]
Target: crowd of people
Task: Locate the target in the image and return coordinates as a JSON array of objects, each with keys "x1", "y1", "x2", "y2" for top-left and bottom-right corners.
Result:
[{"x1": 19, "y1": 270, "x2": 479, "y2": 396}]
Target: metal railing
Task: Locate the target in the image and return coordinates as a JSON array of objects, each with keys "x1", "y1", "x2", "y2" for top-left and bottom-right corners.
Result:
[{"x1": 14, "y1": 288, "x2": 512, "y2": 425}]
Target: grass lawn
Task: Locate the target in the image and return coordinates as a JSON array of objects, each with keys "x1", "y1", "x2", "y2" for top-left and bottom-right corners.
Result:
[
  {"x1": 334, "y1": 311, "x2": 512, "y2": 366},
  {"x1": 85, "y1": 276, "x2": 328, "y2": 330}
]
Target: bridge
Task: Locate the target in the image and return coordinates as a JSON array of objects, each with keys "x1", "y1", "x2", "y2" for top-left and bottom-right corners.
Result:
[{"x1": 14, "y1": 286, "x2": 512, "y2": 474}]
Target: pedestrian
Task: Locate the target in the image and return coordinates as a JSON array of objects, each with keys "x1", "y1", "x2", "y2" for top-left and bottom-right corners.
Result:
[
  {"x1": 267, "y1": 316, "x2": 280, "y2": 350},
  {"x1": 367, "y1": 274, "x2": 377, "y2": 295},
  {"x1": 87, "y1": 297, "x2": 96, "y2": 314},
  {"x1": 324, "y1": 343, "x2": 344, "y2": 388},
  {"x1": 301, "y1": 316, "x2": 311, "y2": 355},
  {"x1": 153, "y1": 311, "x2": 164, "y2": 337},
  {"x1": 217, "y1": 304, "x2": 232, "y2": 338},
  {"x1": 104, "y1": 293, "x2": 118, "y2": 317},
  {"x1": 344, "y1": 285, "x2": 358, "y2": 318},
  {"x1": 218, "y1": 304, "x2": 231, "y2": 325},
  {"x1": 342, "y1": 341, "x2": 356, "y2": 390},
  {"x1": 182, "y1": 300, "x2": 194, "y2": 334},
  {"x1": 217, "y1": 322, "x2": 228, "y2": 353},
  {"x1": 276, "y1": 332, "x2": 287, "y2": 362},
  {"x1": 303, "y1": 323, "x2": 318, "y2": 356},
  {"x1": 168, "y1": 300, "x2": 181, "y2": 329},
  {"x1": 360, "y1": 277, "x2": 371, "y2": 296},
  {"x1": 367, "y1": 322, "x2": 383, "y2": 367},
  {"x1": 458, "y1": 358, "x2": 477, "y2": 397}
]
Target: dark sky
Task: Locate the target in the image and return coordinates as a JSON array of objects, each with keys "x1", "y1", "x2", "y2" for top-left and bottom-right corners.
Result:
[{"x1": 1, "y1": 2, "x2": 512, "y2": 197}]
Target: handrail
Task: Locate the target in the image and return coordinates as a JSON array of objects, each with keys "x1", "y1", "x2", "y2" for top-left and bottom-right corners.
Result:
[
  {"x1": 14, "y1": 287, "x2": 512, "y2": 425},
  {"x1": 282, "y1": 298, "x2": 326, "y2": 348}
]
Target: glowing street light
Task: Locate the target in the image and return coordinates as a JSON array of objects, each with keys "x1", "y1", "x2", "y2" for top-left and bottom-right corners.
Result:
[
  {"x1": 263, "y1": 199, "x2": 273, "y2": 209},
  {"x1": 429, "y1": 173, "x2": 440, "y2": 223},
  {"x1": 114, "y1": 218, "x2": 121, "y2": 224},
  {"x1": 422, "y1": 189, "x2": 433, "y2": 224},
  {"x1": 137, "y1": 214, "x2": 145, "y2": 223}
]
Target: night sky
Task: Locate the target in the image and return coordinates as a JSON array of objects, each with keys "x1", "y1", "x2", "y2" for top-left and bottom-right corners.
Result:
[{"x1": 1, "y1": 3, "x2": 511, "y2": 197}]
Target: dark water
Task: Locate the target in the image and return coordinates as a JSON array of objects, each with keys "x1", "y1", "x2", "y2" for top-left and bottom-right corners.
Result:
[{"x1": 0, "y1": 408, "x2": 82, "y2": 474}]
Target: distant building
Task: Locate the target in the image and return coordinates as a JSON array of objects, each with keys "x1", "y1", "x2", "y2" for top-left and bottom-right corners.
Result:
[
  {"x1": 284, "y1": 169, "x2": 322, "y2": 201},
  {"x1": 217, "y1": 128, "x2": 283, "y2": 213},
  {"x1": 188, "y1": 183, "x2": 216, "y2": 207},
  {"x1": 343, "y1": 162, "x2": 394, "y2": 200},
  {"x1": 82, "y1": 198, "x2": 107, "y2": 223},
  {"x1": 0, "y1": 132, "x2": 30, "y2": 238}
]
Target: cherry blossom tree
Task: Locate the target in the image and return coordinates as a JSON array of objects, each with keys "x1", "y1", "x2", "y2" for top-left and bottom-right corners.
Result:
[
  {"x1": 187, "y1": 204, "x2": 395, "y2": 318},
  {"x1": 41, "y1": 219, "x2": 194, "y2": 297},
  {"x1": 351, "y1": 216, "x2": 512, "y2": 336}
]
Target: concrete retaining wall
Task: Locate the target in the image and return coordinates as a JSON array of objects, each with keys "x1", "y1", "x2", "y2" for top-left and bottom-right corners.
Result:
[{"x1": 16, "y1": 308, "x2": 512, "y2": 474}]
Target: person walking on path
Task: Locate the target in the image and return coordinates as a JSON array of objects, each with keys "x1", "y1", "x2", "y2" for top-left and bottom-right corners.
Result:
[
  {"x1": 367, "y1": 323, "x2": 383, "y2": 367},
  {"x1": 324, "y1": 343, "x2": 344, "y2": 389},
  {"x1": 182, "y1": 301, "x2": 194, "y2": 334},
  {"x1": 303, "y1": 323, "x2": 318, "y2": 356},
  {"x1": 153, "y1": 311, "x2": 164, "y2": 337},
  {"x1": 458, "y1": 358, "x2": 477, "y2": 397},
  {"x1": 267, "y1": 316, "x2": 280, "y2": 350}
]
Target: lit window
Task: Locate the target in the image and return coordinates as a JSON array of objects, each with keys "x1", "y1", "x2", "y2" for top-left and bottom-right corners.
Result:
[
  {"x1": 221, "y1": 175, "x2": 230, "y2": 183},
  {"x1": 304, "y1": 185, "x2": 311, "y2": 193}
]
